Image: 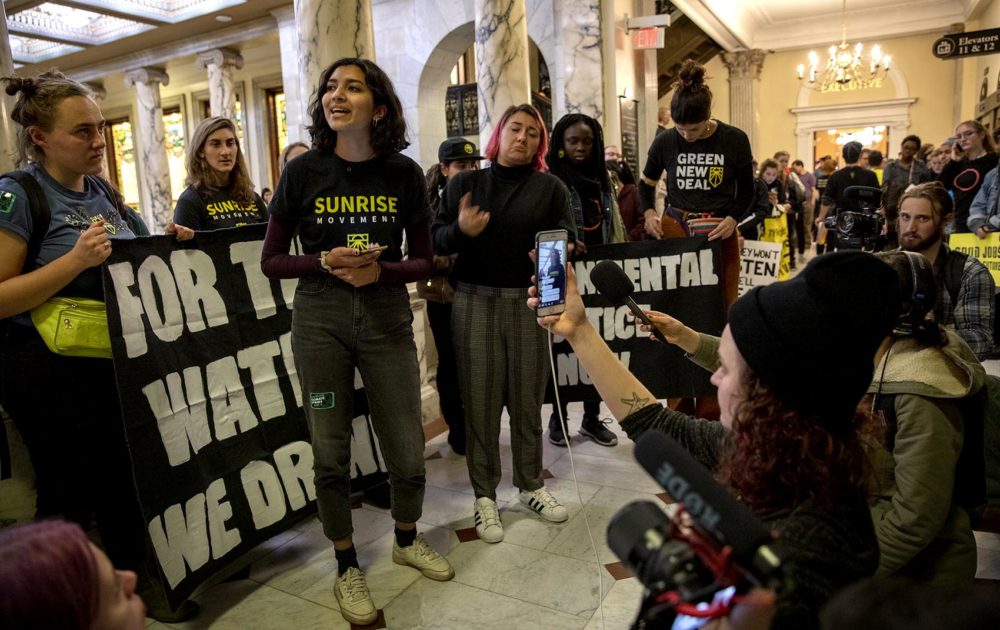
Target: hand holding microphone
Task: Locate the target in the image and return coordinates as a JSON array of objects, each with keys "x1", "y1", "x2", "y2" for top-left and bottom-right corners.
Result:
[{"x1": 591, "y1": 259, "x2": 672, "y2": 346}]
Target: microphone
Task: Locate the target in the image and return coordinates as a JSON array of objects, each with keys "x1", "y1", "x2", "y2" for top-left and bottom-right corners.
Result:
[
  {"x1": 590, "y1": 259, "x2": 670, "y2": 346},
  {"x1": 633, "y1": 430, "x2": 782, "y2": 583}
]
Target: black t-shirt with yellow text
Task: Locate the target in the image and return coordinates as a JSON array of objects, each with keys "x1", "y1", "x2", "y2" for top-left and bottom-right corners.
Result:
[
  {"x1": 173, "y1": 185, "x2": 267, "y2": 230},
  {"x1": 268, "y1": 149, "x2": 429, "y2": 262},
  {"x1": 642, "y1": 120, "x2": 754, "y2": 219}
]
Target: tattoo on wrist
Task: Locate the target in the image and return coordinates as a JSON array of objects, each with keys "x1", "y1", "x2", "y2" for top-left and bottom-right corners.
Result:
[{"x1": 621, "y1": 392, "x2": 651, "y2": 415}]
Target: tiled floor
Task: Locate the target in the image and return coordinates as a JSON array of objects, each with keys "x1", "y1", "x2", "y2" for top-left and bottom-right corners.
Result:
[{"x1": 146, "y1": 401, "x2": 1000, "y2": 630}]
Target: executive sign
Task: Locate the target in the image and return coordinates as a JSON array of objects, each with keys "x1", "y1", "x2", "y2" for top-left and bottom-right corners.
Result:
[{"x1": 934, "y1": 28, "x2": 1000, "y2": 59}]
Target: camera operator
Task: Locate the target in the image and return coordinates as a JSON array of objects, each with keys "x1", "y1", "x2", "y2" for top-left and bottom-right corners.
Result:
[
  {"x1": 815, "y1": 142, "x2": 880, "y2": 252},
  {"x1": 898, "y1": 182, "x2": 995, "y2": 360},
  {"x1": 528, "y1": 252, "x2": 901, "y2": 629}
]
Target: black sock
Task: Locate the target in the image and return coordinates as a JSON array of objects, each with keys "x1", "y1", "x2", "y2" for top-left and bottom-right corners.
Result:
[
  {"x1": 335, "y1": 546, "x2": 359, "y2": 576},
  {"x1": 395, "y1": 527, "x2": 417, "y2": 548}
]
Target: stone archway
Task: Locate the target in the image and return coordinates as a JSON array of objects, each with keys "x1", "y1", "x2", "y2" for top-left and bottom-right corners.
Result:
[{"x1": 373, "y1": 0, "x2": 556, "y2": 167}]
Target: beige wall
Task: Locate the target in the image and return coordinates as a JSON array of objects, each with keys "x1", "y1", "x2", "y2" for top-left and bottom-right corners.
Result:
[
  {"x1": 973, "y1": 0, "x2": 1000, "y2": 121},
  {"x1": 749, "y1": 32, "x2": 958, "y2": 162}
]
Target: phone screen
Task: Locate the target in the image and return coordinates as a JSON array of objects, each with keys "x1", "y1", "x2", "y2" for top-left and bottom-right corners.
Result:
[{"x1": 535, "y1": 230, "x2": 568, "y2": 316}]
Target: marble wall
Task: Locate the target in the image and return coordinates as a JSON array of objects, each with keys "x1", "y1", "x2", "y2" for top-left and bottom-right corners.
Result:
[
  {"x1": 372, "y1": 0, "x2": 558, "y2": 168},
  {"x1": 124, "y1": 68, "x2": 173, "y2": 234}
]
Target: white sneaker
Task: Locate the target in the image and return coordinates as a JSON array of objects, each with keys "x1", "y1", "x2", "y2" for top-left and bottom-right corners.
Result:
[
  {"x1": 519, "y1": 487, "x2": 569, "y2": 522},
  {"x1": 393, "y1": 534, "x2": 455, "y2": 581},
  {"x1": 473, "y1": 497, "x2": 504, "y2": 543},
  {"x1": 333, "y1": 566, "x2": 377, "y2": 625}
]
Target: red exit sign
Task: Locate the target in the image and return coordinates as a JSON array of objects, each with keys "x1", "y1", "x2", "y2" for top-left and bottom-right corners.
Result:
[{"x1": 632, "y1": 27, "x2": 664, "y2": 49}]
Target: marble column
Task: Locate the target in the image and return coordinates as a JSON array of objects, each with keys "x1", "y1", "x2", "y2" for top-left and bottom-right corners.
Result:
[
  {"x1": 196, "y1": 48, "x2": 244, "y2": 120},
  {"x1": 721, "y1": 49, "x2": 767, "y2": 156},
  {"x1": 0, "y1": 2, "x2": 17, "y2": 172},
  {"x1": 271, "y1": 7, "x2": 306, "y2": 145},
  {"x1": 475, "y1": 0, "x2": 531, "y2": 141},
  {"x1": 553, "y1": 0, "x2": 603, "y2": 122},
  {"x1": 294, "y1": 0, "x2": 374, "y2": 126},
  {"x1": 86, "y1": 82, "x2": 112, "y2": 179},
  {"x1": 124, "y1": 68, "x2": 172, "y2": 234}
]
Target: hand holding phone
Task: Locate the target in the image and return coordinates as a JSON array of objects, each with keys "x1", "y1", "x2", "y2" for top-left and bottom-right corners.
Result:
[{"x1": 534, "y1": 229, "x2": 569, "y2": 316}]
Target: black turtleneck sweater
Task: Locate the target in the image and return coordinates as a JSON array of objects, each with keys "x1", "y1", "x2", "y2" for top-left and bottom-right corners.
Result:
[{"x1": 432, "y1": 162, "x2": 575, "y2": 288}]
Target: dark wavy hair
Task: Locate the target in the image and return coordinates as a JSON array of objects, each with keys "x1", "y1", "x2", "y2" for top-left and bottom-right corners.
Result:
[
  {"x1": 547, "y1": 113, "x2": 612, "y2": 196},
  {"x1": 718, "y1": 371, "x2": 876, "y2": 512},
  {"x1": 2, "y1": 71, "x2": 94, "y2": 167},
  {"x1": 306, "y1": 58, "x2": 408, "y2": 156},
  {"x1": 185, "y1": 117, "x2": 255, "y2": 205},
  {"x1": 670, "y1": 59, "x2": 713, "y2": 125}
]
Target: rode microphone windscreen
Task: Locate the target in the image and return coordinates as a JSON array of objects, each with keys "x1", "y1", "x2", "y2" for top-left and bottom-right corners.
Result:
[{"x1": 634, "y1": 430, "x2": 772, "y2": 561}]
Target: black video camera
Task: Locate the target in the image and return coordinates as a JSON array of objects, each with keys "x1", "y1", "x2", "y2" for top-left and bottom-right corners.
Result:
[
  {"x1": 607, "y1": 432, "x2": 784, "y2": 629},
  {"x1": 823, "y1": 185, "x2": 885, "y2": 250}
]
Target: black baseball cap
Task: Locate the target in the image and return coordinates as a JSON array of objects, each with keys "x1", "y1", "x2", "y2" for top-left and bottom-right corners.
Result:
[{"x1": 438, "y1": 137, "x2": 483, "y2": 162}]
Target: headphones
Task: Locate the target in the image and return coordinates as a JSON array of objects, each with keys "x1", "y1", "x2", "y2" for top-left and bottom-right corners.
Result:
[{"x1": 893, "y1": 250, "x2": 936, "y2": 336}]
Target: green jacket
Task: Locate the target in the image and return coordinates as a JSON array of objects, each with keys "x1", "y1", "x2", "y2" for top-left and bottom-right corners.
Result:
[{"x1": 867, "y1": 329, "x2": 984, "y2": 585}]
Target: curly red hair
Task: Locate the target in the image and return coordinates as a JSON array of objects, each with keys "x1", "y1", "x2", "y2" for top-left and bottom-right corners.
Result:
[{"x1": 718, "y1": 371, "x2": 876, "y2": 512}]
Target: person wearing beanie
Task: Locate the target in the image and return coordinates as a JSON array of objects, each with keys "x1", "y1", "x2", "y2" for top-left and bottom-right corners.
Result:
[
  {"x1": 814, "y1": 141, "x2": 880, "y2": 253},
  {"x1": 867, "y1": 251, "x2": 984, "y2": 586},
  {"x1": 529, "y1": 251, "x2": 901, "y2": 629}
]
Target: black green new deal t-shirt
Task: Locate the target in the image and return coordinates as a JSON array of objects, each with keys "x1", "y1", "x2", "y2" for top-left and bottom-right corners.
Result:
[
  {"x1": 173, "y1": 185, "x2": 267, "y2": 230},
  {"x1": 642, "y1": 120, "x2": 754, "y2": 219},
  {"x1": 268, "y1": 149, "x2": 429, "y2": 261}
]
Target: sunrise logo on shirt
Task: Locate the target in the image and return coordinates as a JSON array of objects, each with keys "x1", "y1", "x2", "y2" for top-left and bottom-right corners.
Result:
[
  {"x1": 347, "y1": 233, "x2": 370, "y2": 250},
  {"x1": 709, "y1": 167, "x2": 723, "y2": 188}
]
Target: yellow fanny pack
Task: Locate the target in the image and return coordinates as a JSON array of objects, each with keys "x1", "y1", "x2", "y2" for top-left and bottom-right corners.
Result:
[{"x1": 30, "y1": 297, "x2": 112, "y2": 359}]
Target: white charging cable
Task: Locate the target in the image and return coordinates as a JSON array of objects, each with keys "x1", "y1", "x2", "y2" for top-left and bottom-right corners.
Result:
[{"x1": 547, "y1": 329, "x2": 606, "y2": 630}]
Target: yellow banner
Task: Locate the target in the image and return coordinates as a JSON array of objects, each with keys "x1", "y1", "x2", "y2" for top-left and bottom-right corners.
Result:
[
  {"x1": 761, "y1": 216, "x2": 791, "y2": 279},
  {"x1": 950, "y1": 233, "x2": 1000, "y2": 284}
]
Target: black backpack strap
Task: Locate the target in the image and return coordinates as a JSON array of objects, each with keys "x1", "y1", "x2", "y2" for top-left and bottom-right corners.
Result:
[
  {"x1": 940, "y1": 249, "x2": 967, "y2": 316},
  {"x1": 2, "y1": 170, "x2": 51, "y2": 272}
]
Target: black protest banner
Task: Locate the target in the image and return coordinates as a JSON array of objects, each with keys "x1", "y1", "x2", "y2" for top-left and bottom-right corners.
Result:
[
  {"x1": 553, "y1": 238, "x2": 724, "y2": 402},
  {"x1": 102, "y1": 225, "x2": 384, "y2": 606}
]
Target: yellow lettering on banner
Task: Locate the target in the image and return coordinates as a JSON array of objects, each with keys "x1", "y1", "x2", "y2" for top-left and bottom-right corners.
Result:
[{"x1": 951, "y1": 233, "x2": 1000, "y2": 285}]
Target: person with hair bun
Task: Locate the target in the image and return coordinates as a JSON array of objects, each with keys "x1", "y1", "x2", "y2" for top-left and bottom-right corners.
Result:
[
  {"x1": 867, "y1": 250, "x2": 983, "y2": 586},
  {"x1": 173, "y1": 116, "x2": 267, "y2": 230},
  {"x1": 260, "y1": 57, "x2": 451, "y2": 626},
  {"x1": 0, "y1": 520, "x2": 146, "y2": 630},
  {"x1": 530, "y1": 250, "x2": 900, "y2": 629},
  {"x1": 0, "y1": 71, "x2": 195, "y2": 622},
  {"x1": 637, "y1": 59, "x2": 754, "y2": 306}
]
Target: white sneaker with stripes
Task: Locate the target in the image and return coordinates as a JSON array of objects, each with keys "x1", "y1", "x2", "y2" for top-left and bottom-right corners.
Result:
[
  {"x1": 474, "y1": 497, "x2": 504, "y2": 543},
  {"x1": 519, "y1": 487, "x2": 568, "y2": 522}
]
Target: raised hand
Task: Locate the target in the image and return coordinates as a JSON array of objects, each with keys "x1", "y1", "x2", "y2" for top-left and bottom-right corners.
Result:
[{"x1": 457, "y1": 192, "x2": 490, "y2": 237}]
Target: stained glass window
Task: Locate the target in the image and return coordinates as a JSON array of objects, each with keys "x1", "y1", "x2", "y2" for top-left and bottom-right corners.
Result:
[{"x1": 110, "y1": 120, "x2": 141, "y2": 211}]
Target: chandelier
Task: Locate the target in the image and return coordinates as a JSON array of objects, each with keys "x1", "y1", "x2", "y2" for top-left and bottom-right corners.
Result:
[{"x1": 796, "y1": 0, "x2": 890, "y2": 92}]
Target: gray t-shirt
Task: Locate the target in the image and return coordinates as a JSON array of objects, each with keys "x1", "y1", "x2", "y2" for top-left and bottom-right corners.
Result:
[{"x1": 0, "y1": 163, "x2": 146, "y2": 302}]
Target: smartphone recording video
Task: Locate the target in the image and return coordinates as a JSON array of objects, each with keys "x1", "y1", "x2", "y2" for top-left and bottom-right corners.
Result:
[{"x1": 535, "y1": 229, "x2": 569, "y2": 316}]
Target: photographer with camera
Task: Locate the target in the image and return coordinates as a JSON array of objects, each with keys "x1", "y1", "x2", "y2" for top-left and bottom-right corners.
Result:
[
  {"x1": 529, "y1": 251, "x2": 901, "y2": 629},
  {"x1": 898, "y1": 182, "x2": 995, "y2": 360},
  {"x1": 815, "y1": 142, "x2": 880, "y2": 252}
]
